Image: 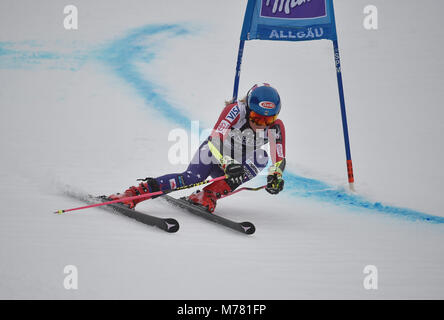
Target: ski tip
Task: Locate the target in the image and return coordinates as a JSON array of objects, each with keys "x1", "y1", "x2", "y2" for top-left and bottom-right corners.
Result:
[
  {"x1": 240, "y1": 222, "x2": 256, "y2": 235},
  {"x1": 163, "y1": 218, "x2": 180, "y2": 233},
  {"x1": 54, "y1": 210, "x2": 64, "y2": 215}
]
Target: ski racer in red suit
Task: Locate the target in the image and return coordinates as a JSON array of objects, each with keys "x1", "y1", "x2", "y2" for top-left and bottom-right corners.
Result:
[{"x1": 109, "y1": 83, "x2": 286, "y2": 213}]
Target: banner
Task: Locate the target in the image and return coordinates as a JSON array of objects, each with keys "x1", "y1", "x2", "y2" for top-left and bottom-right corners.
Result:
[
  {"x1": 234, "y1": 0, "x2": 355, "y2": 188},
  {"x1": 241, "y1": 0, "x2": 337, "y2": 42}
]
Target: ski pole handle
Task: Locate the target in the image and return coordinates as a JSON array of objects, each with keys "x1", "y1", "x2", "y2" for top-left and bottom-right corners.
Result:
[{"x1": 55, "y1": 175, "x2": 227, "y2": 214}]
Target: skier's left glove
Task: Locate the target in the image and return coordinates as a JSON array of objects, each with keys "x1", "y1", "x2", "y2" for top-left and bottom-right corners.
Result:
[
  {"x1": 206, "y1": 140, "x2": 245, "y2": 186},
  {"x1": 266, "y1": 166, "x2": 284, "y2": 195}
]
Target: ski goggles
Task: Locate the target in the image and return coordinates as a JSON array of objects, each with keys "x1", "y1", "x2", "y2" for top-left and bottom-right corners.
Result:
[{"x1": 249, "y1": 111, "x2": 278, "y2": 126}]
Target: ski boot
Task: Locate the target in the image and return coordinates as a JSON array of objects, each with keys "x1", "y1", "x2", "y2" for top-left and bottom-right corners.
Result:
[
  {"x1": 187, "y1": 179, "x2": 233, "y2": 213},
  {"x1": 108, "y1": 178, "x2": 160, "y2": 209}
]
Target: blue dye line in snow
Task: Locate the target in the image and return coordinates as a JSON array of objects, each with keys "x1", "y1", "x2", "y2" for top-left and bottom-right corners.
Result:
[
  {"x1": 0, "y1": 41, "x2": 87, "y2": 70},
  {"x1": 98, "y1": 24, "x2": 192, "y2": 130},
  {"x1": 1, "y1": 24, "x2": 442, "y2": 224},
  {"x1": 284, "y1": 175, "x2": 444, "y2": 224}
]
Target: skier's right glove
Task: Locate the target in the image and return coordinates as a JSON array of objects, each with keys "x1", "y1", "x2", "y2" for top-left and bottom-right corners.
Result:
[{"x1": 221, "y1": 155, "x2": 245, "y2": 185}]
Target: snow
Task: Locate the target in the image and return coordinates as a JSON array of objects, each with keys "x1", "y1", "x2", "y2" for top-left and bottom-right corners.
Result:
[{"x1": 0, "y1": 0, "x2": 443, "y2": 299}]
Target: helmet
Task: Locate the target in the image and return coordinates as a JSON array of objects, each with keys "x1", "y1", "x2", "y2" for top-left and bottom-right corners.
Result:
[{"x1": 247, "y1": 83, "x2": 281, "y2": 116}]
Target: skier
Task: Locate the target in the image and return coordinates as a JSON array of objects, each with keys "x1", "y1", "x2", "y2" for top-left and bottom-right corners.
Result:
[{"x1": 109, "y1": 83, "x2": 286, "y2": 213}]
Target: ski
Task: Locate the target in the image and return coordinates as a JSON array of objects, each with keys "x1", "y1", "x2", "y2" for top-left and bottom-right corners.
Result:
[
  {"x1": 61, "y1": 190, "x2": 179, "y2": 233},
  {"x1": 161, "y1": 194, "x2": 255, "y2": 235}
]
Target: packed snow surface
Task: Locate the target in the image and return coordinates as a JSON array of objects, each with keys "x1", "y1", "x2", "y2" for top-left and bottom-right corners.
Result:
[{"x1": 0, "y1": 0, "x2": 443, "y2": 299}]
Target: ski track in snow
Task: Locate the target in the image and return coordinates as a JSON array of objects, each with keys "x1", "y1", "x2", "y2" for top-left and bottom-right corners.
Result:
[{"x1": 1, "y1": 23, "x2": 443, "y2": 225}]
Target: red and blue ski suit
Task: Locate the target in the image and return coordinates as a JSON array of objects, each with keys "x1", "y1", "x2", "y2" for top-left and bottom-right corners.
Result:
[{"x1": 153, "y1": 101, "x2": 286, "y2": 192}]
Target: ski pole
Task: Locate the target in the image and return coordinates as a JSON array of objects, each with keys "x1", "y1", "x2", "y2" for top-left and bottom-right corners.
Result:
[
  {"x1": 222, "y1": 185, "x2": 267, "y2": 198},
  {"x1": 55, "y1": 175, "x2": 227, "y2": 214}
]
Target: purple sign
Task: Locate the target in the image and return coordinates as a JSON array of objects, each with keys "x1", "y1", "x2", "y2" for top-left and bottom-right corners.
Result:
[{"x1": 261, "y1": 0, "x2": 326, "y2": 19}]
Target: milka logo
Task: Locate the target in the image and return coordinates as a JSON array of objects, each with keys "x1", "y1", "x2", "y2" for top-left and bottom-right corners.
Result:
[
  {"x1": 261, "y1": 0, "x2": 326, "y2": 19},
  {"x1": 265, "y1": 0, "x2": 312, "y2": 15}
]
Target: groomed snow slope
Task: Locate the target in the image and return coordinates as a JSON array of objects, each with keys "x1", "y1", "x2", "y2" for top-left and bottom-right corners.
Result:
[{"x1": 0, "y1": 0, "x2": 443, "y2": 299}]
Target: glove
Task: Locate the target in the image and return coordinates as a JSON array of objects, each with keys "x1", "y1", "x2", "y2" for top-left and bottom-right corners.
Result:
[
  {"x1": 266, "y1": 171, "x2": 284, "y2": 195},
  {"x1": 221, "y1": 156, "x2": 245, "y2": 185}
]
